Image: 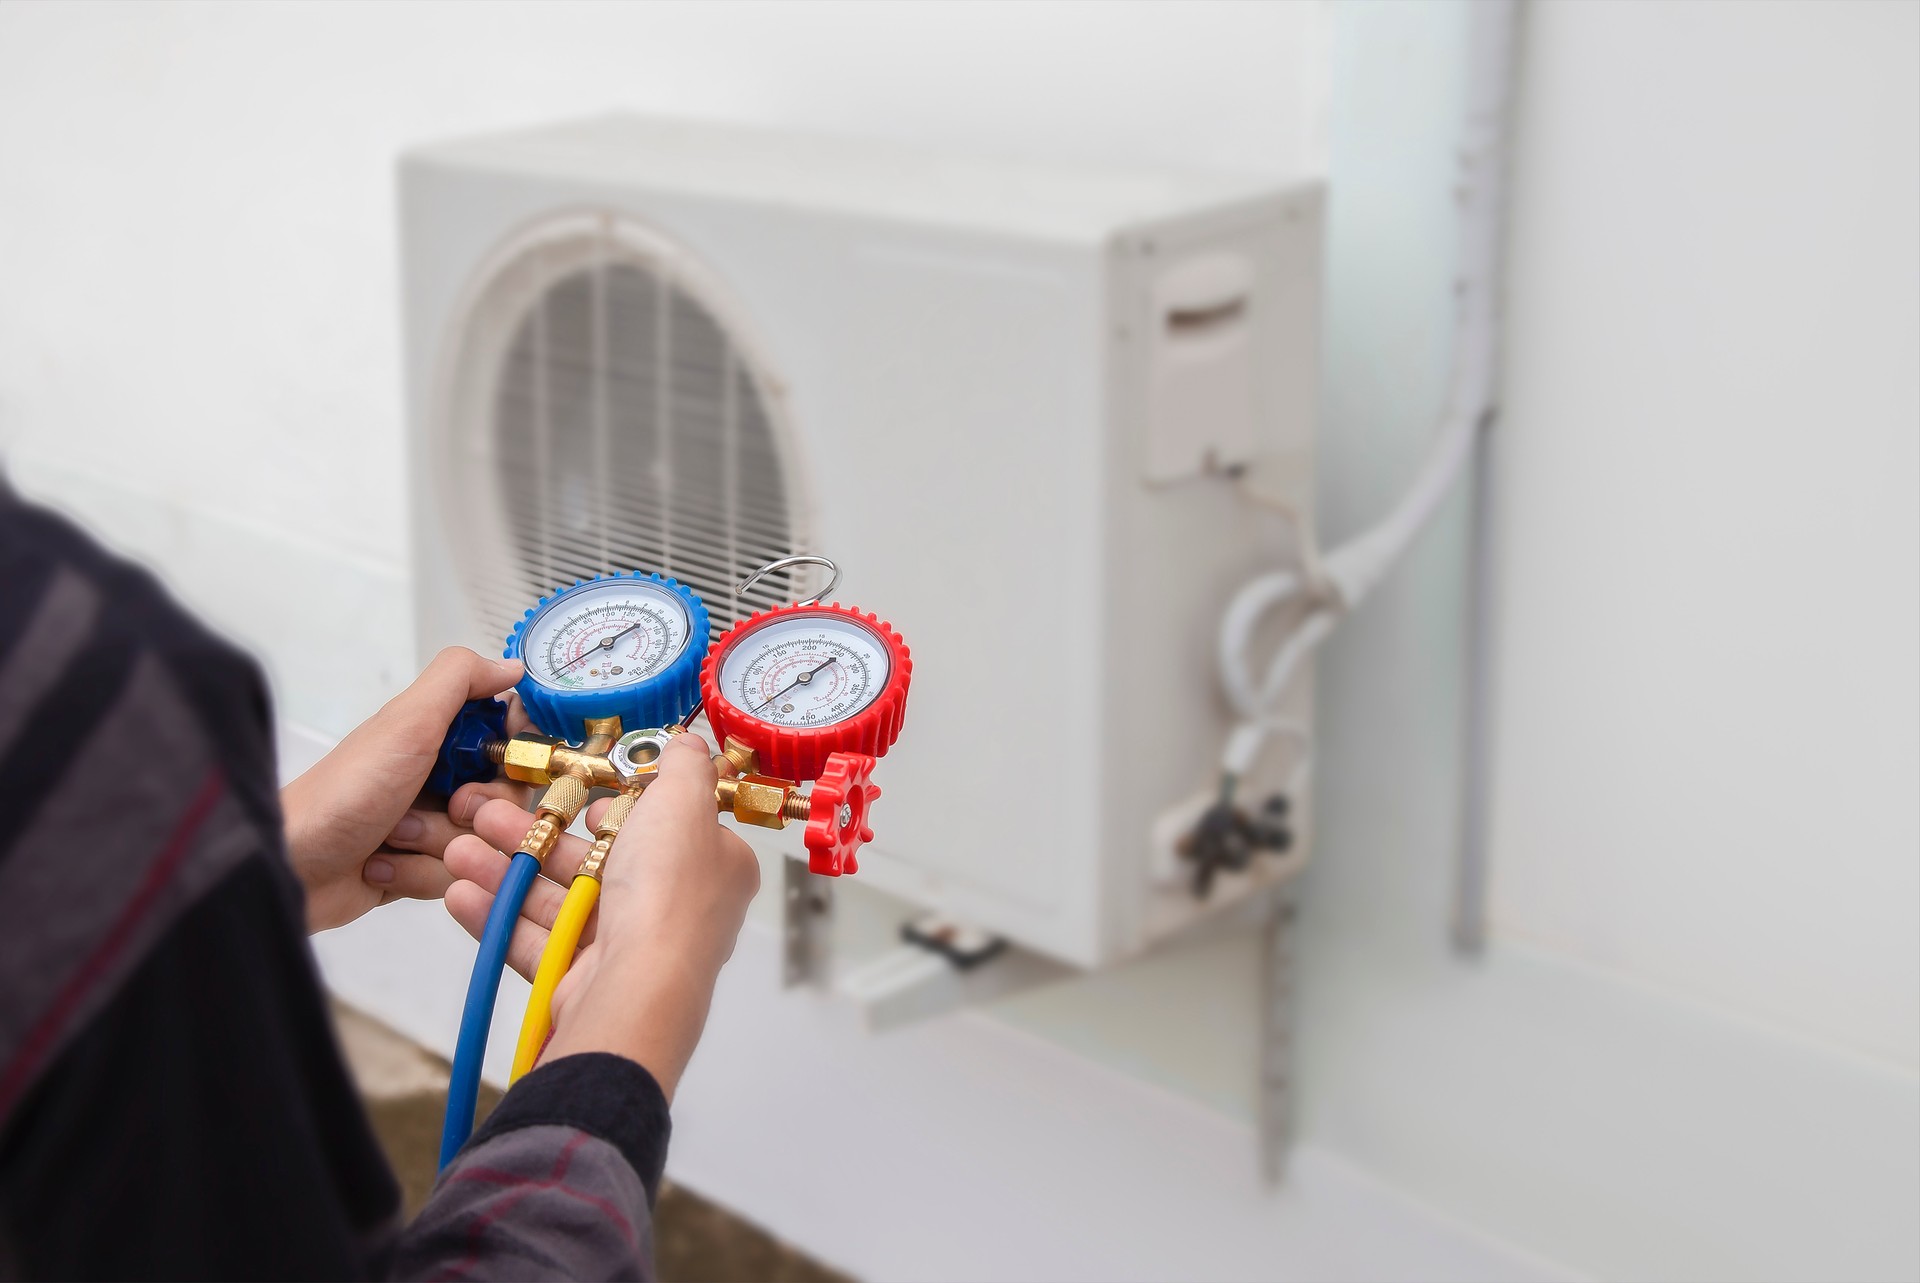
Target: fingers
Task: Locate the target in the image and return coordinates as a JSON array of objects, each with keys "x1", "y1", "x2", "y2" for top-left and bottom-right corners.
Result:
[
  {"x1": 378, "y1": 647, "x2": 523, "y2": 741},
  {"x1": 470, "y1": 798, "x2": 591, "y2": 884},
  {"x1": 362, "y1": 851, "x2": 455, "y2": 901},
  {"x1": 380, "y1": 807, "x2": 469, "y2": 859},
  {"x1": 503, "y1": 690, "x2": 536, "y2": 737},
  {"x1": 380, "y1": 779, "x2": 535, "y2": 859},
  {"x1": 443, "y1": 832, "x2": 582, "y2": 938},
  {"x1": 635, "y1": 732, "x2": 720, "y2": 819},
  {"x1": 445, "y1": 879, "x2": 554, "y2": 983},
  {"x1": 448, "y1": 779, "x2": 532, "y2": 825},
  {"x1": 431, "y1": 645, "x2": 526, "y2": 706}
]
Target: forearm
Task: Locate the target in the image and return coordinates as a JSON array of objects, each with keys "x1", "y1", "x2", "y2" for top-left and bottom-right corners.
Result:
[
  {"x1": 392, "y1": 1054, "x2": 669, "y2": 1281},
  {"x1": 542, "y1": 944, "x2": 719, "y2": 1102}
]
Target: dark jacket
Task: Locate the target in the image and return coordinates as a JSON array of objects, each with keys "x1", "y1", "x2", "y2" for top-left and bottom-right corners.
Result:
[{"x1": 0, "y1": 482, "x2": 666, "y2": 1280}]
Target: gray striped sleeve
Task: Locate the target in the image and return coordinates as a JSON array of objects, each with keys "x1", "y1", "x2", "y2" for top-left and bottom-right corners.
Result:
[
  {"x1": 390, "y1": 1127, "x2": 654, "y2": 1282},
  {"x1": 386, "y1": 1054, "x2": 670, "y2": 1281}
]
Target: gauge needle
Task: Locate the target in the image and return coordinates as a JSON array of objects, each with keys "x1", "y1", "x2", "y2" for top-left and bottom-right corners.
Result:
[
  {"x1": 556, "y1": 621, "x2": 643, "y2": 674},
  {"x1": 750, "y1": 656, "x2": 838, "y2": 716}
]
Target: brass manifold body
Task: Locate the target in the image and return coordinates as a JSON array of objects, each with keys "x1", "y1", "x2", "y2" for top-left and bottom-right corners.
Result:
[{"x1": 483, "y1": 719, "x2": 813, "y2": 868}]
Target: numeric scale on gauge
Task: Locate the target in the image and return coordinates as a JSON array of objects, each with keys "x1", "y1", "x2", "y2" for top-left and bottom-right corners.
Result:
[
  {"x1": 430, "y1": 555, "x2": 911, "y2": 1169},
  {"x1": 726, "y1": 616, "x2": 889, "y2": 723},
  {"x1": 529, "y1": 577, "x2": 692, "y2": 689}
]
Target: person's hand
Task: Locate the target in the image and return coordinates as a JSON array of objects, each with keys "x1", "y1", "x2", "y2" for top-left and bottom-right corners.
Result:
[
  {"x1": 442, "y1": 732, "x2": 760, "y2": 1098},
  {"x1": 282, "y1": 647, "x2": 532, "y2": 933}
]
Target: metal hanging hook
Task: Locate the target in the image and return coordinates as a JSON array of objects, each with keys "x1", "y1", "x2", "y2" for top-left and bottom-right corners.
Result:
[{"x1": 737, "y1": 554, "x2": 841, "y2": 607}]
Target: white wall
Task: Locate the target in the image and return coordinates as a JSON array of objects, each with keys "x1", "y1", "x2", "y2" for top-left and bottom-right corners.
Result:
[
  {"x1": 1489, "y1": 0, "x2": 1920, "y2": 1071},
  {"x1": 3, "y1": 3, "x2": 1916, "y2": 1281},
  {"x1": 1266, "y1": 11, "x2": 1918, "y2": 1280}
]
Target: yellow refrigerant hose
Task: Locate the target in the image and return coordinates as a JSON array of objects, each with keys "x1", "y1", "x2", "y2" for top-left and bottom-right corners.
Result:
[{"x1": 510, "y1": 787, "x2": 638, "y2": 1082}]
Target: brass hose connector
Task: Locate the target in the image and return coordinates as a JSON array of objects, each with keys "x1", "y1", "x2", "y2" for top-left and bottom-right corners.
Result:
[
  {"x1": 496, "y1": 715, "x2": 624, "y2": 866},
  {"x1": 578, "y1": 787, "x2": 642, "y2": 881},
  {"x1": 518, "y1": 774, "x2": 590, "y2": 863}
]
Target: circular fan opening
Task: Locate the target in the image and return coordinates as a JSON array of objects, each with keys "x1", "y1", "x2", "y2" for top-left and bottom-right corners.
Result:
[{"x1": 439, "y1": 211, "x2": 813, "y2": 653}]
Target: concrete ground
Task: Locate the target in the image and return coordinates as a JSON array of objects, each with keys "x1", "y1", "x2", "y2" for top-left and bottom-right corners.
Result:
[{"x1": 334, "y1": 1002, "x2": 852, "y2": 1283}]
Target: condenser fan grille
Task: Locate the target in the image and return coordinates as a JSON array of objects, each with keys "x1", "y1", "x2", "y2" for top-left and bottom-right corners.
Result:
[{"x1": 449, "y1": 215, "x2": 808, "y2": 653}]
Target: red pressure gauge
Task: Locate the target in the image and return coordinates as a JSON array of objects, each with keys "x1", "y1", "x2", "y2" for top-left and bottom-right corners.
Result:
[{"x1": 700, "y1": 602, "x2": 912, "y2": 782}]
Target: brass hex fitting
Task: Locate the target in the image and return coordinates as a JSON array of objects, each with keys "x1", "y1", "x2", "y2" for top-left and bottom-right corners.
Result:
[
  {"x1": 720, "y1": 736, "x2": 760, "y2": 778},
  {"x1": 612, "y1": 728, "x2": 678, "y2": 784},
  {"x1": 547, "y1": 746, "x2": 627, "y2": 790},
  {"x1": 500, "y1": 735, "x2": 559, "y2": 784},
  {"x1": 717, "y1": 774, "x2": 795, "y2": 830},
  {"x1": 497, "y1": 724, "x2": 628, "y2": 790}
]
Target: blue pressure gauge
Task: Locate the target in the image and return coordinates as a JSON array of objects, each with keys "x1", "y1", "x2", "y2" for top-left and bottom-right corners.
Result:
[{"x1": 505, "y1": 572, "x2": 710, "y2": 738}]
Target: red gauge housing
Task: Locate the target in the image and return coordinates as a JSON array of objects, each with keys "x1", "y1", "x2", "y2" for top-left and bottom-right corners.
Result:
[{"x1": 700, "y1": 603, "x2": 912, "y2": 782}]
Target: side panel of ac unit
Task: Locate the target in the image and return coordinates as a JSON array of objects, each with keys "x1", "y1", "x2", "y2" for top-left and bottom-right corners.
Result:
[{"x1": 1100, "y1": 196, "x2": 1324, "y2": 959}]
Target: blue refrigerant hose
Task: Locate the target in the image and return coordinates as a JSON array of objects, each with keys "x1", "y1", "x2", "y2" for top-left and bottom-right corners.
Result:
[{"x1": 439, "y1": 849, "x2": 543, "y2": 1169}]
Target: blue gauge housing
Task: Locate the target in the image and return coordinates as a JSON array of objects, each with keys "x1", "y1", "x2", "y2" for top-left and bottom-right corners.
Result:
[{"x1": 505, "y1": 572, "x2": 710, "y2": 739}]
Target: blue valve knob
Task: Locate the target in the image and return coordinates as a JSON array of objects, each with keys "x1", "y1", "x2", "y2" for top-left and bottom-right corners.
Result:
[{"x1": 428, "y1": 698, "x2": 510, "y2": 796}]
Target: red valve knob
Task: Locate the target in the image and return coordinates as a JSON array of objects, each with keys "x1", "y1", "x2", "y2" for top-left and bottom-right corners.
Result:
[{"x1": 804, "y1": 752, "x2": 880, "y2": 876}]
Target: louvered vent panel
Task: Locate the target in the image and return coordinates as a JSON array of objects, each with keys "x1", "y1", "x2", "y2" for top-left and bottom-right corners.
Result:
[{"x1": 466, "y1": 223, "x2": 803, "y2": 652}]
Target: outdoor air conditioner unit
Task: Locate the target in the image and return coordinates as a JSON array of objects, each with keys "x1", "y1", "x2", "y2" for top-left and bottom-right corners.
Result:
[{"x1": 401, "y1": 115, "x2": 1322, "y2": 976}]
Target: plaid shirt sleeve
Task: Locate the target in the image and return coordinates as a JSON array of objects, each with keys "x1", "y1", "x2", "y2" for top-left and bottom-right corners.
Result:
[{"x1": 385, "y1": 1054, "x2": 671, "y2": 1282}]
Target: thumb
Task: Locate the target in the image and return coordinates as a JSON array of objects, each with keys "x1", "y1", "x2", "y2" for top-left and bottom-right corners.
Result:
[
  {"x1": 380, "y1": 647, "x2": 523, "y2": 736},
  {"x1": 474, "y1": 656, "x2": 524, "y2": 700},
  {"x1": 435, "y1": 646, "x2": 523, "y2": 703}
]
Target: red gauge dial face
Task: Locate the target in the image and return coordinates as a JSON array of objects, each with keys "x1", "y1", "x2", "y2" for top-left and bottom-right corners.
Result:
[
  {"x1": 717, "y1": 613, "x2": 890, "y2": 728},
  {"x1": 702, "y1": 603, "x2": 911, "y2": 782}
]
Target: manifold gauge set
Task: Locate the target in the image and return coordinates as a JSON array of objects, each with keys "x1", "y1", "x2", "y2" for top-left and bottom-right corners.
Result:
[{"x1": 430, "y1": 555, "x2": 912, "y2": 1167}]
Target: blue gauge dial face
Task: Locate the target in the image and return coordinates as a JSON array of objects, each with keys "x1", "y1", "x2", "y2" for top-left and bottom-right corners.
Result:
[{"x1": 522, "y1": 579, "x2": 693, "y2": 693}]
